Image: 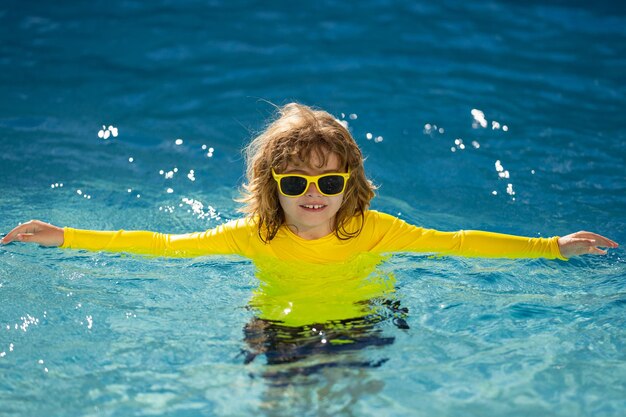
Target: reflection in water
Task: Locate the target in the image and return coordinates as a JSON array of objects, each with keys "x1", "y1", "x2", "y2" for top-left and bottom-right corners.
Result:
[
  {"x1": 253, "y1": 363, "x2": 388, "y2": 417},
  {"x1": 239, "y1": 254, "x2": 410, "y2": 414}
]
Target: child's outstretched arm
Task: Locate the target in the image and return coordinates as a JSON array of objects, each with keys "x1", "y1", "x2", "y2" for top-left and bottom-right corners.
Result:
[
  {"x1": 1, "y1": 219, "x2": 251, "y2": 258},
  {"x1": 369, "y1": 212, "x2": 618, "y2": 260},
  {"x1": 1, "y1": 220, "x2": 63, "y2": 247},
  {"x1": 558, "y1": 231, "x2": 619, "y2": 258}
]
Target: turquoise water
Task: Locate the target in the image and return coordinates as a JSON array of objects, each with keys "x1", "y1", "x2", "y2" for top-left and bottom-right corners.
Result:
[{"x1": 1, "y1": 1, "x2": 625, "y2": 416}]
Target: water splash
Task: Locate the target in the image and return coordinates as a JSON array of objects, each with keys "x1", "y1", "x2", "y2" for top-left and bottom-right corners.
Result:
[
  {"x1": 423, "y1": 123, "x2": 445, "y2": 135},
  {"x1": 471, "y1": 109, "x2": 508, "y2": 131},
  {"x1": 97, "y1": 125, "x2": 118, "y2": 139},
  {"x1": 471, "y1": 109, "x2": 488, "y2": 128},
  {"x1": 76, "y1": 189, "x2": 92, "y2": 199},
  {"x1": 181, "y1": 197, "x2": 221, "y2": 221}
]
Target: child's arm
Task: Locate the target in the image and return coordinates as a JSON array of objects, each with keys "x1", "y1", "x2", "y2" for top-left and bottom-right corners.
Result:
[
  {"x1": 1, "y1": 219, "x2": 250, "y2": 257},
  {"x1": 1, "y1": 220, "x2": 63, "y2": 246},
  {"x1": 557, "y1": 231, "x2": 618, "y2": 258},
  {"x1": 368, "y1": 212, "x2": 618, "y2": 259}
]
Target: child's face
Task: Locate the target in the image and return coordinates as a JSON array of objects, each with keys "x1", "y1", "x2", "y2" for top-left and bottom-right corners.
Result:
[{"x1": 277, "y1": 151, "x2": 346, "y2": 240}]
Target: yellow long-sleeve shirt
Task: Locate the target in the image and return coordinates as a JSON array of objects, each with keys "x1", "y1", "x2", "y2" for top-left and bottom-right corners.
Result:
[
  {"x1": 61, "y1": 210, "x2": 565, "y2": 261},
  {"x1": 60, "y1": 210, "x2": 565, "y2": 326}
]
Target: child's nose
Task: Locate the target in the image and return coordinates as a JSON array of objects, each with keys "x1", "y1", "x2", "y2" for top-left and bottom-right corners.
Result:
[{"x1": 305, "y1": 182, "x2": 322, "y2": 196}]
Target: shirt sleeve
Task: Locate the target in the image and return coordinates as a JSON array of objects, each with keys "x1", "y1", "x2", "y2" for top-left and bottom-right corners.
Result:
[
  {"x1": 367, "y1": 211, "x2": 567, "y2": 260},
  {"x1": 60, "y1": 218, "x2": 255, "y2": 258}
]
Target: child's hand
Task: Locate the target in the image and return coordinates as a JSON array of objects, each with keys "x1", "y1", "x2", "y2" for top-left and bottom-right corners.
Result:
[
  {"x1": 558, "y1": 231, "x2": 618, "y2": 258},
  {"x1": 1, "y1": 220, "x2": 64, "y2": 247}
]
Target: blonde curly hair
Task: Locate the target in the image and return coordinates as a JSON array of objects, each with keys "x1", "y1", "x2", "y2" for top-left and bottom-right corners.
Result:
[{"x1": 238, "y1": 103, "x2": 377, "y2": 242}]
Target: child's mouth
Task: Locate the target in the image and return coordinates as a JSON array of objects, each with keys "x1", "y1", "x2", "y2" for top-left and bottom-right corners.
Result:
[{"x1": 300, "y1": 204, "x2": 327, "y2": 211}]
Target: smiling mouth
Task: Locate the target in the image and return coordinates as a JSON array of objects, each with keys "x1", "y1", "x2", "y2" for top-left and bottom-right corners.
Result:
[{"x1": 300, "y1": 204, "x2": 327, "y2": 210}]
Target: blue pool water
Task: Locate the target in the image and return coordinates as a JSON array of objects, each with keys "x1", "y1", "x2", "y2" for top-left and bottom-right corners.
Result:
[{"x1": 1, "y1": 1, "x2": 625, "y2": 416}]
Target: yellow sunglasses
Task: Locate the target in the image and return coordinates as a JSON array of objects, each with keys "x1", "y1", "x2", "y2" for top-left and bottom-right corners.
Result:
[{"x1": 271, "y1": 168, "x2": 351, "y2": 197}]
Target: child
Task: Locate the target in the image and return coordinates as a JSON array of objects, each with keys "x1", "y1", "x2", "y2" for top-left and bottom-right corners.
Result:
[
  {"x1": 1, "y1": 102, "x2": 620, "y2": 351},
  {"x1": 1, "y1": 103, "x2": 617, "y2": 261}
]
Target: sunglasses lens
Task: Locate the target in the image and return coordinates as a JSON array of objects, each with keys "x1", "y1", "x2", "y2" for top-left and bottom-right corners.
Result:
[
  {"x1": 318, "y1": 175, "x2": 345, "y2": 195},
  {"x1": 280, "y1": 176, "x2": 308, "y2": 196}
]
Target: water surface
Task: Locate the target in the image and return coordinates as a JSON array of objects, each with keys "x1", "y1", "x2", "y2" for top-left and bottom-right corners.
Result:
[{"x1": 1, "y1": 1, "x2": 625, "y2": 416}]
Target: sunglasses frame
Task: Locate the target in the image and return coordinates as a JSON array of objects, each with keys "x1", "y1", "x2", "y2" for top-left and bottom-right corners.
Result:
[{"x1": 271, "y1": 168, "x2": 351, "y2": 197}]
